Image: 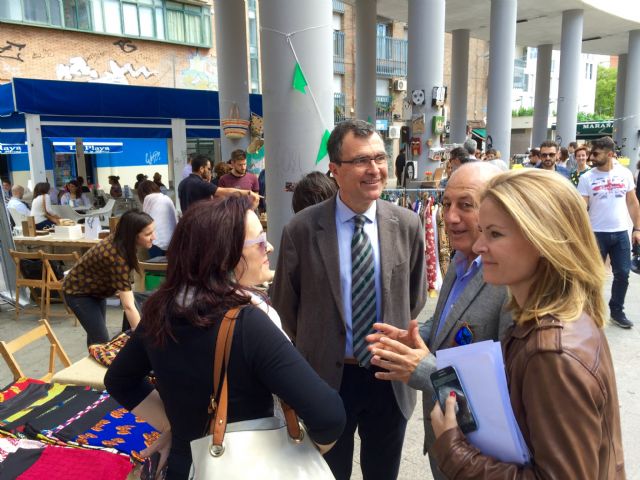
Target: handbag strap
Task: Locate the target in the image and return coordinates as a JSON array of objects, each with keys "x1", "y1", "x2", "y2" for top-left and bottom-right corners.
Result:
[{"x1": 209, "y1": 307, "x2": 303, "y2": 452}]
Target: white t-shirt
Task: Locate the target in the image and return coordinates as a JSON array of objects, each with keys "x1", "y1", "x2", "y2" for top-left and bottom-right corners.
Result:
[
  {"x1": 7, "y1": 197, "x2": 30, "y2": 216},
  {"x1": 142, "y1": 192, "x2": 177, "y2": 250},
  {"x1": 577, "y1": 165, "x2": 634, "y2": 232},
  {"x1": 182, "y1": 163, "x2": 192, "y2": 179},
  {"x1": 30, "y1": 194, "x2": 53, "y2": 224}
]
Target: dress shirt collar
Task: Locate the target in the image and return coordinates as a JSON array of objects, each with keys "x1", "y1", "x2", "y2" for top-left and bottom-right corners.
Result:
[
  {"x1": 453, "y1": 250, "x2": 482, "y2": 278},
  {"x1": 335, "y1": 192, "x2": 377, "y2": 225}
]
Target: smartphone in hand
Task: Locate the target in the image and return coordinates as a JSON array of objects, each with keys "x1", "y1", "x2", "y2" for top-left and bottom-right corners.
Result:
[{"x1": 430, "y1": 365, "x2": 478, "y2": 433}]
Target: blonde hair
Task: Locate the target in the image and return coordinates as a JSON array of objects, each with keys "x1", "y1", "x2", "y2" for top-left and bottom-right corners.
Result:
[{"x1": 481, "y1": 169, "x2": 606, "y2": 327}]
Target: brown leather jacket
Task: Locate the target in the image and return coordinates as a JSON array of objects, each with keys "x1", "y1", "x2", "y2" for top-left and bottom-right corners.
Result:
[{"x1": 433, "y1": 313, "x2": 625, "y2": 479}]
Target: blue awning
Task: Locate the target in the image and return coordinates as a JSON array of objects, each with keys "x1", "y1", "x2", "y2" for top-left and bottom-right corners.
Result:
[{"x1": 52, "y1": 138, "x2": 123, "y2": 154}]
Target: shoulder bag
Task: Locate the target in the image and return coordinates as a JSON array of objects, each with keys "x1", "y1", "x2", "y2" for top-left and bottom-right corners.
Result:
[{"x1": 188, "y1": 307, "x2": 334, "y2": 479}]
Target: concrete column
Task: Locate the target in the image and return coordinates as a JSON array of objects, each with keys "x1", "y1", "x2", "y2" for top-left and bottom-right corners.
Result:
[
  {"x1": 24, "y1": 114, "x2": 46, "y2": 184},
  {"x1": 622, "y1": 31, "x2": 640, "y2": 163},
  {"x1": 450, "y1": 29, "x2": 470, "y2": 144},
  {"x1": 260, "y1": 0, "x2": 333, "y2": 256},
  {"x1": 214, "y1": 0, "x2": 250, "y2": 160},
  {"x1": 407, "y1": 0, "x2": 445, "y2": 176},
  {"x1": 486, "y1": 0, "x2": 517, "y2": 163},
  {"x1": 170, "y1": 118, "x2": 187, "y2": 212},
  {"x1": 614, "y1": 54, "x2": 627, "y2": 147},
  {"x1": 355, "y1": 0, "x2": 377, "y2": 123},
  {"x1": 532, "y1": 44, "x2": 553, "y2": 148},
  {"x1": 556, "y1": 9, "x2": 583, "y2": 147}
]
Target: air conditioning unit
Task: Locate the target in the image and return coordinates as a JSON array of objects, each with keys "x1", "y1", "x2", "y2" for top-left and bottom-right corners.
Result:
[
  {"x1": 388, "y1": 126, "x2": 401, "y2": 139},
  {"x1": 393, "y1": 79, "x2": 407, "y2": 92}
]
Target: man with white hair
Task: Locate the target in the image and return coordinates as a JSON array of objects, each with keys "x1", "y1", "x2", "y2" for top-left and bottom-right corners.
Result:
[
  {"x1": 463, "y1": 138, "x2": 477, "y2": 160},
  {"x1": 7, "y1": 185, "x2": 30, "y2": 216}
]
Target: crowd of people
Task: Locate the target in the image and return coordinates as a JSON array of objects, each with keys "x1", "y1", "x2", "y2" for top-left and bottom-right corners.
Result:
[{"x1": 2, "y1": 118, "x2": 623, "y2": 479}]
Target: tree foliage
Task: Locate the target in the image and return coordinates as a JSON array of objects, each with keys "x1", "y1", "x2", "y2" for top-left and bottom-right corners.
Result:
[{"x1": 594, "y1": 65, "x2": 617, "y2": 118}]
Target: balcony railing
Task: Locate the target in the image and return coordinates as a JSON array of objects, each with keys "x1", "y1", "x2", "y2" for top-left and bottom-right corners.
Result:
[
  {"x1": 333, "y1": 0, "x2": 345, "y2": 13},
  {"x1": 334, "y1": 92, "x2": 346, "y2": 123},
  {"x1": 376, "y1": 36, "x2": 408, "y2": 77},
  {"x1": 334, "y1": 30, "x2": 345, "y2": 74},
  {"x1": 376, "y1": 95, "x2": 392, "y2": 119}
]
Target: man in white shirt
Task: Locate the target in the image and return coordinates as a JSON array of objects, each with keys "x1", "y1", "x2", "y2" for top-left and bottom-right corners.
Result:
[
  {"x1": 578, "y1": 136, "x2": 640, "y2": 329},
  {"x1": 7, "y1": 185, "x2": 30, "y2": 216}
]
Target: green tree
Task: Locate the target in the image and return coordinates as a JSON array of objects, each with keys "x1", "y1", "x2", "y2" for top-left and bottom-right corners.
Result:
[{"x1": 594, "y1": 65, "x2": 617, "y2": 118}]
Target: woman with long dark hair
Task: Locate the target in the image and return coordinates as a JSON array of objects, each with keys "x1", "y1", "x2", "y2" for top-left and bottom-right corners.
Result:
[
  {"x1": 63, "y1": 210, "x2": 156, "y2": 345},
  {"x1": 30, "y1": 182, "x2": 60, "y2": 229},
  {"x1": 105, "y1": 196, "x2": 345, "y2": 479}
]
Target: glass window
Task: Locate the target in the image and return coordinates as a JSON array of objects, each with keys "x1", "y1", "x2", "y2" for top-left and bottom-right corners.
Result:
[
  {"x1": 47, "y1": 0, "x2": 63, "y2": 25},
  {"x1": 103, "y1": 0, "x2": 122, "y2": 34},
  {"x1": 139, "y1": 5, "x2": 154, "y2": 37},
  {"x1": 0, "y1": 1, "x2": 24, "y2": 21},
  {"x1": 184, "y1": 13, "x2": 201, "y2": 44},
  {"x1": 91, "y1": 0, "x2": 104, "y2": 31},
  {"x1": 24, "y1": 0, "x2": 48, "y2": 22},
  {"x1": 76, "y1": 0, "x2": 90, "y2": 29},
  {"x1": 154, "y1": 7, "x2": 164, "y2": 39},
  {"x1": 62, "y1": 0, "x2": 77, "y2": 27},
  {"x1": 166, "y1": 9, "x2": 185, "y2": 42},
  {"x1": 123, "y1": 3, "x2": 139, "y2": 35}
]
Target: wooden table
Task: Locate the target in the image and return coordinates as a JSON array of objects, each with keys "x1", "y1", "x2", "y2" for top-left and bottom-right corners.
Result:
[{"x1": 13, "y1": 235, "x2": 100, "y2": 251}]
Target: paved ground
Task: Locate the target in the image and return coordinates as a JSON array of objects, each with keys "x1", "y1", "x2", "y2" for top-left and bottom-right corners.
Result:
[{"x1": 1, "y1": 272, "x2": 639, "y2": 478}]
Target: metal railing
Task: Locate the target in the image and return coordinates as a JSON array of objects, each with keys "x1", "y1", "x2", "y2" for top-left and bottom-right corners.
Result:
[
  {"x1": 334, "y1": 30, "x2": 345, "y2": 74},
  {"x1": 376, "y1": 95, "x2": 392, "y2": 119},
  {"x1": 376, "y1": 36, "x2": 408, "y2": 77},
  {"x1": 334, "y1": 93, "x2": 346, "y2": 123}
]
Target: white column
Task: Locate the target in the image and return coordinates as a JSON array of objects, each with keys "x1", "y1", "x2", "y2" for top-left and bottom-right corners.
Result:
[
  {"x1": 556, "y1": 9, "x2": 583, "y2": 147},
  {"x1": 486, "y1": 0, "x2": 517, "y2": 163},
  {"x1": 407, "y1": 0, "x2": 445, "y2": 176},
  {"x1": 25, "y1": 114, "x2": 46, "y2": 184},
  {"x1": 355, "y1": 0, "x2": 377, "y2": 123},
  {"x1": 171, "y1": 118, "x2": 187, "y2": 212},
  {"x1": 260, "y1": 0, "x2": 333, "y2": 257},
  {"x1": 532, "y1": 44, "x2": 552, "y2": 148},
  {"x1": 614, "y1": 54, "x2": 627, "y2": 147},
  {"x1": 450, "y1": 29, "x2": 470, "y2": 144},
  {"x1": 622, "y1": 30, "x2": 640, "y2": 163},
  {"x1": 214, "y1": 0, "x2": 250, "y2": 160}
]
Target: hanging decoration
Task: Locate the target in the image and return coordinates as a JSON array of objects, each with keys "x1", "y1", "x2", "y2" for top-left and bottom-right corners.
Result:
[{"x1": 262, "y1": 23, "x2": 332, "y2": 164}]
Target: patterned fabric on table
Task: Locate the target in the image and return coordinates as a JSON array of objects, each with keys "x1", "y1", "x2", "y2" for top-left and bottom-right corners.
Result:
[
  {"x1": 3, "y1": 384, "x2": 67, "y2": 425},
  {"x1": 40, "y1": 392, "x2": 110, "y2": 440},
  {"x1": 75, "y1": 407, "x2": 158, "y2": 461},
  {"x1": 62, "y1": 235, "x2": 132, "y2": 298},
  {"x1": 16, "y1": 445, "x2": 132, "y2": 480},
  {"x1": 0, "y1": 384, "x2": 51, "y2": 426},
  {"x1": 88, "y1": 331, "x2": 131, "y2": 367},
  {"x1": 0, "y1": 379, "x2": 45, "y2": 403},
  {"x1": 0, "y1": 438, "x2": 44, "y2": 463}
]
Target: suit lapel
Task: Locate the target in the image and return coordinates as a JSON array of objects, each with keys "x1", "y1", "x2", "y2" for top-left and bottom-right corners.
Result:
[
  {"x1": 428, "y1": 265, "x2": 458, "y2": 347},
  {"x1": 315, "y1": 197, "x2": 347, "y2": 326},
  {"x1": 433, "y1": 266, "x2": 485, "y2": 349},
  {"x1": 377, "y1": 200, "x2": 398, "y2": 322}
]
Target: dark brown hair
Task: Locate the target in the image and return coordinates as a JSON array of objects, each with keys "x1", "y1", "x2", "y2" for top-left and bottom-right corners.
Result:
[
  {"x1": 141, "y1": 195, "x2": 255, "y2": 346},
  {"x1": 113, "y1": 209, "x2": 153, "y2": 274},
  {"x1": 33, "y1": 182, "x2": 51, "y2": 197},
  {"x1": 292, "y1": 171, "x2": 338, "y2": 213},
  {"x1": 327, "y1": 119, "x2": 376, "y2": 164},
  {"x1": 137, "y1": 180, "x2": 161, "y2": 202}
]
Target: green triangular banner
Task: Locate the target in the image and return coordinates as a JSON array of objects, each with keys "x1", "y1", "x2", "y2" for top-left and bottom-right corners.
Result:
[
  {"x1": 367, "y1": 115, "x2": 373, "y2": 124},
  {"x1": 315, "y1": 129, "x2": 330, "y2": 164},
  {"x1": 292, "y1": 63, "x2": 308, "y2": 94}
]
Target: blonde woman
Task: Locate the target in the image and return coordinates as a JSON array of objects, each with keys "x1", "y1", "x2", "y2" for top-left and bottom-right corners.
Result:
[{"x1": 431, "y1": 169, "x2": 625, "y2": 478}]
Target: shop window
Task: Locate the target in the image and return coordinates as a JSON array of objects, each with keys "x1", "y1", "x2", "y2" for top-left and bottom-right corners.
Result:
[
  {"x1": 123, "y1": 2, "x2": 140, "y2": 35},
  {"x1": 24, "y1": 0, "x2": 48, "y2": 23}
]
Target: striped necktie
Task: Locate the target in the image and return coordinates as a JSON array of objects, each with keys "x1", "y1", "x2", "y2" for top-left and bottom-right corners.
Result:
[{"x1": 351, "y1": 214, "x2": 376, "y2": 366}]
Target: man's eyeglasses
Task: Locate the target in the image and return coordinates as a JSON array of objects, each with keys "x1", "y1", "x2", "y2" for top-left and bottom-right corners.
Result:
[
  {"x1": 340, "y1": 154, "x2": 388, "y2": 167},
  {"x1": 244, "y1": 232, "x2": 268, "y2": 251},
  {"x1": 539, "y1": 152, "x2": 556, "y2": 158}
]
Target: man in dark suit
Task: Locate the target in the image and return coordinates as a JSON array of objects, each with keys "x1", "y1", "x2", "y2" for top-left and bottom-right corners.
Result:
[
  {"x1": 367, "y1": 162, "x2": 512, "y2": 480},
  {"x1": 272, "y1": 119, "x2": 426, "y2": 480}
]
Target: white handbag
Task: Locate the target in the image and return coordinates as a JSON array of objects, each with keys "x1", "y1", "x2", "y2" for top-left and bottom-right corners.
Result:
[{"x1": 188, "y1": 307, "x2": 334, "y2": 480}]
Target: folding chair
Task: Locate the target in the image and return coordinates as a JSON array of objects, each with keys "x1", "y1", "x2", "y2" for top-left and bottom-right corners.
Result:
[
  {"x1": 0, "y1": 319, "x2": 72, "y2": 382},
  {"x1": 42, "y1": 251, "x2": 81, "y2": 322},
  {"x1": 9, "y1": 249, "x2": 46, "y2": 320}
]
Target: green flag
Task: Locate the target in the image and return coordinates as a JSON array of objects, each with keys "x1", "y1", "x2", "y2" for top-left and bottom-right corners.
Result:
[
  {"x1": 292, "y1": 63, "x2": 308, "y2": 94},
  {"x1": 316, "y1": 129, "x2": 330, "y2": 164}
]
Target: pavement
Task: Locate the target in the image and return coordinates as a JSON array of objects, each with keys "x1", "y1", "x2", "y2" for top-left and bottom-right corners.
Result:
[{"x1": 1, "y1": 271, "x2": 639, "y2": 479}]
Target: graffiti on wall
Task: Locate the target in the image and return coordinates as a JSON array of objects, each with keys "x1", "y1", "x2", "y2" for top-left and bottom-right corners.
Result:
[
  {"x1": 113, "y1": 39, "x2": 137, "y2": 53},
  {"x1": 56, "y1": 57, "x2": 156, "y2": 84},
  {"x1": 0, "y1": 41, "x2": 26, "y2": 62},
  {"x1": 180, "y1": 54, "x2": 218, "y2": 90},
  {"x1": 144, "y1": 150, "x2": 161, "y2": 165}
]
